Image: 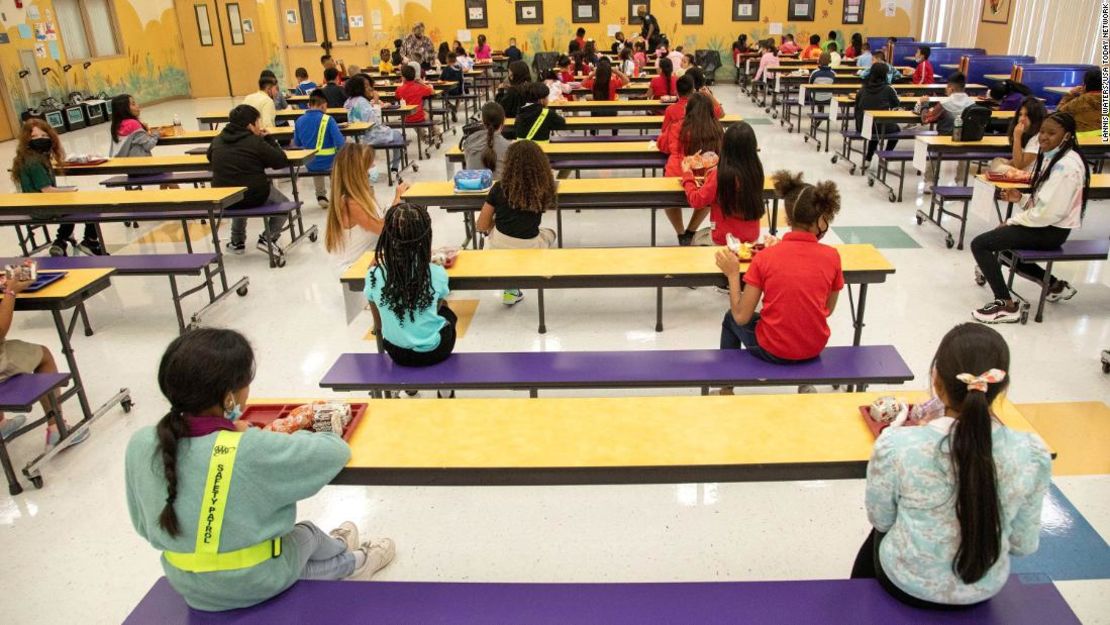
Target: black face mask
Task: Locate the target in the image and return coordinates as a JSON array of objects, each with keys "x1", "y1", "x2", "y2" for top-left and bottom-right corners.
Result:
[{"x1": 29, "y1": 137, "x2": 53, "y2": 153}]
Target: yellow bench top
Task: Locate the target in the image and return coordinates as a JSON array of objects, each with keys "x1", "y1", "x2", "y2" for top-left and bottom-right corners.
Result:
[
  {"x1": 334, "y1": 392, "x2": 1040, "y2": 472},
  {"x1": 0, "y1": 187, "x2": 245, "y2": 209},
  {"x1": 342, "y1": 244, "x2": 893, "y2": 283}
]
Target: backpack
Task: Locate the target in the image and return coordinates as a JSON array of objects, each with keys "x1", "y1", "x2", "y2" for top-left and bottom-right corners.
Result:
[{"x1": 957, "y1": 105, "x2": 992, "y2": 142}]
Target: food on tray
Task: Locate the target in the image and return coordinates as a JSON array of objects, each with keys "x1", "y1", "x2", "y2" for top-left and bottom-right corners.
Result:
[
  {"x1": 264, "y1": 404, "x2": 315, "y2": 433},
  {"x1": 431, "y1": 247, "x2": 460, "y2": 268},
  {"x1": 311, "y1": 401, "x2": 353, "y2": 433},
  {"x1": 4, "y1": 259, "x2": 37, "y2": 282},
  {"x1": 868, "y1": 396, "x2": 909, "y2": 426}
]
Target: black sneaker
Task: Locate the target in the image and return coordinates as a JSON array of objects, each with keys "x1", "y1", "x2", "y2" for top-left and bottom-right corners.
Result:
[
  {"x1": 49, "y1": 241, "x2": 67, "y2": 257},
  {"x1": 1046, "y1": 281, "x2": 1077, "y2": 303},
  {"x1": 973, "y1": 300, "x2": 1021, "y2": 324},
  {"x1": 77, "y1": 239, "x2": 107, "y2": 256},
  {"x1": 677, "y1": 232, "x2": 694, "y2": 246},
  {"x1": 225, "y1": 241, "x2": 246, "y2": 255},
  {"x1": 256, "y1": 235, "x2": 285, "y2": 255},
  {"x1": 317, "y1": 195, "x2": 329, "y2": 209}
]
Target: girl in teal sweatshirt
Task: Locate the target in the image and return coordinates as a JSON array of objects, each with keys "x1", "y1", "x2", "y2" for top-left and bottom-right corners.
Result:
[{"x1": 125, "y1": 329, "x2": 395, "y2": 611}]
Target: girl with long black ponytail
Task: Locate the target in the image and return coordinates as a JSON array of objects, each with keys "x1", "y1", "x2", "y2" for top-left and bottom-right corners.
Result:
[
  {"x1": 970, "y1": 111, "x2": 1089, "y2": 324},
  {"x1": 365, "y1": 203, "x2": 458, "y2": 372},
  {"x1": 853, "y1": 323, "x2": 1051, "y2": 608}
]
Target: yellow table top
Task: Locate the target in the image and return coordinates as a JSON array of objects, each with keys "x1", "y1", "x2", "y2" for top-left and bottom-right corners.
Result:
[
  {"x1": 202, "y1": 106, "x2": 416, "y2": 121},
  {"x1": 338, "y1": 392, "x2": 1041, "y2": 470},
  {"x1": 502, "y1": 114, "x2": 743, "y2": 127},
  {"x1": 56, "y1": 150, "x2": 317, "y2": 172},
  {"x1": 807, "y1": 83, "x2": 987, "y2": 92},
  {"x1": 446, "y1": 141, "x2": 658, "y2": 157},
  {"x1": 1, "y1": 268, "x2": 113, "y2": 302},
  {"x1": 1044, "y1": 86, "x2": 1078, "y2": 95},
  {"x1": 404, "y1": 176, "x2": 774, "y2": 200},
  {"x1": 163, "y1": 123, "x2": 370, "y2": 142},
  {"x1": 342, "y1": 244, "x2": 893, "y2": 283},
  {"x1": 984, "y1": 73, "x2": 1012, "y2": 81},
  {"x1": 867, "y1": 110, "x2": 1014, "y2": 119},
  {"x1": 979, "y1": 173, "x2": 1110, "y2": 190},
  {"x1": 0, "y1": 187, "x2": 244, "y2": 209},
  {"x1": 919, "y1": 135, "x2": 1107, "y2": 148}
]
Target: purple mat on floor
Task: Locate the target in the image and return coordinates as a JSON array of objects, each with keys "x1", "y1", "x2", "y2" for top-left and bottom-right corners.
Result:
[
  {"x1": 0, "y1": 373, "x2": 71, "y2": 411},
  {"x1": 319, "y1": 346, "x2": 913, "y2": 390},
  {"x1": 124, "y1": 574, "x2": 1079, "y2": 625}
]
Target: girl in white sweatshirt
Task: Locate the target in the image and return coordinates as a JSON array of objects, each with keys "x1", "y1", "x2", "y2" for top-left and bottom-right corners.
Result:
[{"x1": 970, "y1": 112, "x2": 1089, "y2": 324}]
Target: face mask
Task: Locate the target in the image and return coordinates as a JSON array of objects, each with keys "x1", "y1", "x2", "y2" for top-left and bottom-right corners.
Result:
[
  {"x1": 1042, "y1": 145, "x2": 1061, "y2": 161},
  {"x1": 29, "y1": 137, "x2": 53, "y2": 153},
  {"x1": 224, "y1": 395, "x2": 243, "y2": 421},
  {"x1": 368, "y1": 165, "x2": 381, "y2": 184}
]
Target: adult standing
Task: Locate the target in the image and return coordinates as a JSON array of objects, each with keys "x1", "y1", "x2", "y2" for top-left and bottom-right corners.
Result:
[
  {"x1": 638, "y1": 5, "x2": 660, "y2": 54},
  {"x1": 401, "y1": 22, "x2": 436, "y2": 72}
]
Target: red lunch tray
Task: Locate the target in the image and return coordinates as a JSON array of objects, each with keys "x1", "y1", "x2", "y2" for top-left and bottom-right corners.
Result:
[
  {"x1": 858, "y1": 404, "x2": 924, "y2": 439},
  {"x1": 240, "y1": 403, "x2": 367, "y2": 441}
]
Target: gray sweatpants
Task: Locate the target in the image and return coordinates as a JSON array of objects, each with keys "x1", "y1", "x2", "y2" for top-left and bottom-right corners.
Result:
[
  {"x1": 230, "y1": 186, "x2": 289, "y2": 245},
  {"x1": 289, "y1": 521, "x2": 356, "y2": 580}
]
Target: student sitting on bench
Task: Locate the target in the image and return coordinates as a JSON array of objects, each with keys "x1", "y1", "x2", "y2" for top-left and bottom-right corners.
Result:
[
  {"x1": 293, "y1": 89, "x2": 346, "y2": 209},
  {"x1": 11, "y1": 120, "x2": 105, "y2": 257},
  {"x1": 343, "y1": 75, "x2": 403, "y2": 174},
  {"x1": 325, "y1": 143, "x2": 407, "y2": 271},
  {"x1": 513, "y1": 82, "x2": 568, "y2": 141},
  {"x1": 715, "y1": 170, "x2": 843, "y2": 388},
  {"x1": 125, "y1": 329, "x2": 395, "y2": 612},
  {"x1": 682, "y1": 122, "x2": 764, "y2": 246},
  {"x1": 364, "y1": 204, "x2": 458, "y2": 392},
  {"x1": 207, "y1": 105, "x2": 291, "y2": 254},
  {"x1": 970, "y1": 112, "x2": 1088, "y2": 324},
  {"x1": 0, "y1": 276, "x2": 89, "y2": 451},
  {"x1": 853, "y1": 323, "x2": 1050, "y2": 608}
]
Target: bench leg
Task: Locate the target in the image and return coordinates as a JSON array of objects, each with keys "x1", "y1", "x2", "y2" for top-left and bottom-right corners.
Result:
[
  {"x1": 850, "y1": 283, "x2": 868, "y2": 347},
  {"x1": 556, "y1": 205, "x2": 564, "y2": 248},
  {"x1": 168, "y1": 276, "x2": 187, "y2": 335},
  {"x1": 51, "y1": 309, "x2": 94, "y2": 423},
  {"x1": 770, "y1": 198, "x2": 779, "y2": 236},
  {"x1": 537, "y1": 288, "x2": 547, "y2": 334},
  {"x1": 651, "y1": 208, "x2": 657, "y2": 246},
  {"x1": 0, "y1": 437, "x2": 22, "y2": 496},
  {"x1": 1034, "y1": 260, "x2": 1053, "y2": 323},
  {"x1": 655, "y1": 287, "x2": 663, "y2": 332}
]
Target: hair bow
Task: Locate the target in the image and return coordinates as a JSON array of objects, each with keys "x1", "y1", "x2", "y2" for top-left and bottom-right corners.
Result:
[{"x1": 955, "y1": 369, "x2": 1006, "y2": 393}]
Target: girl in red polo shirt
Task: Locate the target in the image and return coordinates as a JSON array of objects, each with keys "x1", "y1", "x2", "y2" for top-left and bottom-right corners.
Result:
[
  {"x1": 715, "y1": 170, "x2": 844, "y2": 370},
  {"x1": 659, "y1": 93, "x2": 723, "y2": 244},
  {"x1": 682, "y1": 121, "x2": 764, "y2": 246}
]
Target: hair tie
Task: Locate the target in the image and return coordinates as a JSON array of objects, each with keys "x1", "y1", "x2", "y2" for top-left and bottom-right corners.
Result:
[{"x1": 956, "y1": 369, "x2": 1006, "y2": 393}]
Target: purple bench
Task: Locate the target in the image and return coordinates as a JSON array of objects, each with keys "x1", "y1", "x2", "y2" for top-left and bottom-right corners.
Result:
[
  {"x1": 0, "y1": 373, "x2": 70, "y2": 495},
  {"x1": 124, "y1": 574, "x2": 1080, "y2": 625},
  {"x1": 0, "y1": 254, "x2": 237, "y2": 333},
  {"x1": 1003, "y1": 239, "x2": 1110, "y2": 323},
  {"x1": 917, "y1": 186, "x2": 975, "y2": 250},
  {"x1": 319, "y1": 346, "x2": 913, "y2": 396}
]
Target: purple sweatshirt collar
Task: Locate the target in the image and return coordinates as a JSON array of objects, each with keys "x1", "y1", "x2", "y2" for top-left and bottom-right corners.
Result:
[{"x1": 185, "y1": 414, "x2": 237, "y2": 437}]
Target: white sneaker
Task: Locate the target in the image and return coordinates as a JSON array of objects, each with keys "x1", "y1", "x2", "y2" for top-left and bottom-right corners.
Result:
[
  {"x1": 1045, "y1": 281, "x2": 1077, "y2": 303},
  {"x1": 352, "y1": 538, "x2": 396, "y2": 579},
  {"x1": 0, "y1": 414, "x2": 27, "y2": 440},
  {"x1": 329, "y1": 521, "x2": 360, "y2": 552},
  {"x1": 972, "y1": 299, "x2": 1021, "y2": 324}
]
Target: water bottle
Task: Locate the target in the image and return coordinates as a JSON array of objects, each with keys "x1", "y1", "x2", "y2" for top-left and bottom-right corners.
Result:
[
  {"x1": 173, "y1": 113, "x2": 182, "y2": 129},
  {"x1": 952, "y1": 113, "x2": 963, "y2": 142}
]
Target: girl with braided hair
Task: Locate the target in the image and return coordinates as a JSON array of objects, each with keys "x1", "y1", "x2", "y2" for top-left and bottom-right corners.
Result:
[
  {"x1": 970, "y1": 111, "x2": 1089, "y2": 324},
  {"x1": 365, "y1": 203, "x2": 458, "y2": 370},
  {"x1": 125, "y1": 329, "x2": 394, "y2": 611}
]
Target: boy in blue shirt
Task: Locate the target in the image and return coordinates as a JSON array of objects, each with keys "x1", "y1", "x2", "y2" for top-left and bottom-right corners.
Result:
[
  {"x1": 293, "y1": 89, "x2": 346, "y2": 208},
  {"x1": 505, "y1": 38, "x2": 523, "y2": 62},
  {"x1": 294, "y1": 67, "x2": 318, "y2": 97}
]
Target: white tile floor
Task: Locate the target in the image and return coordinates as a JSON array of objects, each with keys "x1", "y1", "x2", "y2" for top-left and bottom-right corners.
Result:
[{"x1": 0, "y1": 86, "x2": 1107, "y2": 624}]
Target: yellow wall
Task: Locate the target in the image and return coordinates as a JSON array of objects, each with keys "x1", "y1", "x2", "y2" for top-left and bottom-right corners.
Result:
[
  {"x1": 399, "y1": 0, "x2": 916, "y2": 65},
  {"x1": 0, "y1": 0, "x2": 189, "y2": 116},
  {"x1": 975, "y1": 18, "x2": 1013, "y2": 55}
]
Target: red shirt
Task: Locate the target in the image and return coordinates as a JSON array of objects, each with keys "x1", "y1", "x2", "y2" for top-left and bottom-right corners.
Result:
[
  {"x1": 649, "y1": 74, "x2": 678, "y2": 98},
  {"x1": 912, "y1": 59, "x2": 934, "y2": 85},
  {"x1": 680, "y1": 169, "x2": 760, "y2": 245},
  {"x1": 658, "y1": 97, "x2": 725, "y2": 176},
  {"x1": 574, "y1": 36, "x2": 586, "y2": 51},
  {"x1": 395, "y1": 80, "x2": 434, "y2": 123},
  {"x1": 743, "y1": 231, "x2": 844, "y2": 360},
  {"x1": 802, "y1": 45, "x2": 822, "y2": 61},
  {"x1": 583, "y1": 77, "x2": 620, "y2": 101}
]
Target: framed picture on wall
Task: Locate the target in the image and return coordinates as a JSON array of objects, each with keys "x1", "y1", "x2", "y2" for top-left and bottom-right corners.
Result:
[
  {"x1": 733, "y1": 0, "x2": 759, "y2": 21},
  {"x1": 981, "y1": 0, "x2": 1011, "y2": 24},
  {"x1": 465, "y1": 0, "x2": 489, "y2": 29},
  {"x1": 843, "y1": 0, "x2": 864, "y2": 24},
  {"x1": 516, "y1": 0, "x2": 543, "y2": 25},
  {"x1": 788, "y1": 0, "x2": 815, "y2": 21},
  {"x1": 628, "y1": 0, "x2": 650, "y2": 26},
  {"x1": 682, "y1": 0, "x2": 704, "y2": 25},
  {"x1": 572, "y1": 0, "x2": 599, "y2": 24}
]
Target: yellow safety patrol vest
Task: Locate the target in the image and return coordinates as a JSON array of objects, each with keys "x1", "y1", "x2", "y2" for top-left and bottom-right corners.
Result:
[
  {"x1": 524, "y1": 108, "x2": 550, "y2": 143},
  {"x1": 163, "y1": 430, "x2": 282, "y2": 573},
  {"x1": 315, "y1": 113, "x2": 337, "y2": 157}
]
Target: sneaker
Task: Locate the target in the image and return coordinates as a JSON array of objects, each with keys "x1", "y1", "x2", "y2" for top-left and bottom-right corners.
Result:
[
  {"x1": 48, "y1": 242, "x2": 67, "y2": 257},
  {"x1": 502, "y1": 289, "x2": 524, "y2": 305},
  {"x1": 973, "y1": 299, "x2": 1021, "y2": 324},
  {"x1": 225, "y1": 240, "x2": 246, "y2": 254},
  {"x1": 715, "y1": 286, "x2": 731, "y2": 295},
  {"x1": 256, "y1": 235, "x2": 285, "y2": 255},
  {"x1": 1046, "y1": 281, "x2": 1077, "y2": 303},
  {"x1": 44, "y1": 423, "x2": 91, "y2": 453},
  {"x1": 329, "y1": 521, "x2": 360, "y2": 552},
  {"x1": 797, "y1": 385, "x2": 818, "y2": 394},
  {"x1": 436, "y1": 389, "x2": 455, "y2": 399},
  {"x1": 677, "y1": 232, "x2": 694, "y2": 246},
  {"x1": 76, "y1": 239, "x2": 107, "y2": 256},
  {"x1": 352, "y1": 538, "x2": 396, "y2": 579},
  {"x1": 0, "y1": 414, "x2": 27, "y2": 440},
  {"x1": 317, "y1": 195, "x2": 329, "y2": 209}
]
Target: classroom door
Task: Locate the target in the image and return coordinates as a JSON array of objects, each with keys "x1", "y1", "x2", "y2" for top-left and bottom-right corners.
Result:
[
  {"x1": 279, "y1": 0, "x2": 373, "y2": 82},
  {"x1": 175, "y1": 0, "x2": 270, "y2": 98}
]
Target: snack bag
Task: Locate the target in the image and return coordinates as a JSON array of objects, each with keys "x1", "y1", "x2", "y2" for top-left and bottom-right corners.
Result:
[
  {"x1": 869, "y1": 396, "x2": 909, "y2": 427},
  {"x1": 265, "y1": 404, "x2": 315, "y2": 433},
  {"x1": 431, "y1": 246, "x2": 460, "y2": 268}
]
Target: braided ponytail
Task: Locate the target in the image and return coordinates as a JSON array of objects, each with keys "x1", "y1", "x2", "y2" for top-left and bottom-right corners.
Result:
[
  {"x1": 478, "y1": 102, "x2": 505, "y2": 173},
  {"x1": 156, "y1": 409, "x2": 189, "y2": 536}
]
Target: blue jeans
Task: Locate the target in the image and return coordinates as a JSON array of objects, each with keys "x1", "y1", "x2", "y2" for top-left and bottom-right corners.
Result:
[
  {"x1": 720, "y1": 311, "x2": 796, "y2": 364},
  {"x1": 290, "y1": 521, "x2": 356, "y2": 580}
]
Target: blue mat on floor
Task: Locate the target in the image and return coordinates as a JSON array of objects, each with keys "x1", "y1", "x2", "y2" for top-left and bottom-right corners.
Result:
[{"x1": 1011, "y1": 484, "x2": 1110, "y2": 581}]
